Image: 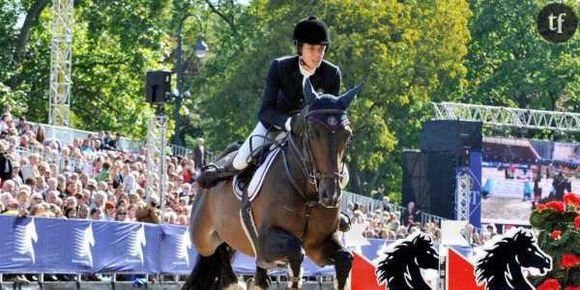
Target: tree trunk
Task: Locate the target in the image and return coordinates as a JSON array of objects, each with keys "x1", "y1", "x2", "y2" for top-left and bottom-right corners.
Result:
[
  {"x1": 9, "y1": 0, "x2": 50, "y2": 88},
  {"x1": 348, "y1": 155, "x2": 362, "y2": 195}
]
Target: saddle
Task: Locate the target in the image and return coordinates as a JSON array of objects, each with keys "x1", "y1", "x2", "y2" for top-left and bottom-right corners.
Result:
[{"x1": 198, "y1": 137, "x2": 277, "y2": 191}]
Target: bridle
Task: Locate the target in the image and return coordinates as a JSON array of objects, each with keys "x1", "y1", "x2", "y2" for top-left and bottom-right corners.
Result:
[{"x1": 283, "y1": 108, "x2": 350, "y2": 204}]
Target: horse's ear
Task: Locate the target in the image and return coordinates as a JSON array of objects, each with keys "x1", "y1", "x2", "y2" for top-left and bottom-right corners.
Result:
[
  {"x1": 339, "y1": 81, "x2": 365, "y2": 109},
  {"x1": 304, "y1": 77, "x2": 318, "y2": 105}
]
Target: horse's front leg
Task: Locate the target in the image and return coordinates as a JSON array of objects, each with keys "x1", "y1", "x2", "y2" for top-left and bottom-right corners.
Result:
[
  {"x1": 308, "y1": 233, "x2": 352, "y2": 290},
  {"x1": 256, "y1": 226, "x2": 304, "y2": 289}
]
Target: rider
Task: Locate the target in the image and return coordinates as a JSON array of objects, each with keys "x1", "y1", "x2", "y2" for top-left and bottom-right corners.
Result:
[{"x1": 198, "y1": 16, "x2": 350, "y2": 231}]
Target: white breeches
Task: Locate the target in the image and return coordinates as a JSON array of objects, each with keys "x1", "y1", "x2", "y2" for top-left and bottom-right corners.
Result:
[{"x1": 232, "y1": 122, "x2": 287, "y2": 170}]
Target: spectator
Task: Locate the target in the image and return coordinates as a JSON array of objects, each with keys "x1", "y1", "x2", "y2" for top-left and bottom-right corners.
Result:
[
  {"x1": 114, "y1": 208, "x2": 128, "y2": 222},
  {"x1": 126, "y1": 204, "x2": 137, "y2": 222},
  {"x1": 104, "y1": 201, "x2": 116, "y2": 220},
  {"x1": 402, "y1": 201, "x2": 421, "y2": 227},
  {"x1": 381, "y1": 196, "x2": 392, "y2": 212},
  {"x1": 95, "y1": 161, "x2": 111, "y2": 182},
  {"x1": 181, "y1": 159, "x2": 195, "y2": 184},
  {"x1": 523, "y1": 178, "x2": 532, "y2": 201},
  {"x1": 36, "y1": 126, "x2": 46, "y2": 144},
  {"x1": 90, "y1": 207, "x2": 103, "y2": 220},
  {"x1": 64, "y1": 207, "x2": 78, "y2": 219},
  {"x1": 0, "y1": 142, "x2": 13, "y2": 183},
  {"x1": 2, "y1": 179, "x2": 16, "y2": 196},
  {"x1": 77, "y1": 204, "x2": 89, "y2": 219},
  {"x1": 193, "y1": 138, "x2": 205, "y2": 170}
]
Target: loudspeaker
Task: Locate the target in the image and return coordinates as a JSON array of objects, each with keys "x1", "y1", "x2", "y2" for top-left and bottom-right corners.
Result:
[
  {"x1": 402, "y1": 150, "x2": 430, "y2": 212},
  {"x1": 426, "y1": 151, "x2": 456, "y2": 219},
  {"x1": 145, "y1": 71, "x2": 171, "y2": 104},
  {"x1": 421, "y1": 120, "x2": 482, "y2": 152},
  {"x1": 402, "y1": 150, "x2": 457, "y2": 220}
]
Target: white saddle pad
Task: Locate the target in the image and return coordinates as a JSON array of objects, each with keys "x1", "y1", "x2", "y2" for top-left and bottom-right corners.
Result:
[{"x1": 233, "y1": 147, "x2": 281, "y2": 201}]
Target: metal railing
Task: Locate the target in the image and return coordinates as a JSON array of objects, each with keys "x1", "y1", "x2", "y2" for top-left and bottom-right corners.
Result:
[{"x1": 341, "y1": 191, "x2": 383, "y2": 212}]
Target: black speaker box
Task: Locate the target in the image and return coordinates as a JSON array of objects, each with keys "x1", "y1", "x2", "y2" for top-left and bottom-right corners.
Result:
[
  {"x1": 145, "y1": 71, "x2": 171, "y2": 104},
  {"x1": 420, "y1": 120, "x2": 482, "y2": 152},
  {"x1": 402, "y1": 150, "x2": 457, "y2": 220},
  {"x1": 402, "y1": 150, "x2": 430, "y2": 212}
]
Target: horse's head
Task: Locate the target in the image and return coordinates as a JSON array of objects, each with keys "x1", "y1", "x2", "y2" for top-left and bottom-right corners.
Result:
[
  {"x1": 291, "y1": 79, "x2": 363, "y2": 208},
  {"x1": 376, "y1": 232, "x2": 439, "y2": 289},
  {"x1": 512, "y1": 229, "x2": 552, "y2": 274},
  {"x1": 411, "y1": 233, "x2": 439, "y2": 270},
  {"x1": 476, "y1": 228, "x2": 552, "y2": 287}
]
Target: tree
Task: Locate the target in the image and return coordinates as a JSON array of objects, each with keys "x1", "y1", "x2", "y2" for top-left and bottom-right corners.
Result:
[
  {"x1": 464, "y1": 0, "x2": 579, "y2": 113},
  {"x1": 196, "y1": 0, "x2": 472, "y2": 198}
]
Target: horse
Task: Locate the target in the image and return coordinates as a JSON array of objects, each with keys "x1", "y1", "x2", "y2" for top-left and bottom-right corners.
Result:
[
  {"x1": 184, "y1": 80, "x2": 363, "y2": 290},
  {"x1": 475, "y1": 228, "x2": 552, "y2": 290},
  {"x1": 375, "y1": 232, "x2": 439, "y2": 290}
]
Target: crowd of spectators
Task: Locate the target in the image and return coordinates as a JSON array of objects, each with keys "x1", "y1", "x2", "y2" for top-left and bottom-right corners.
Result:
[
  {"x1": 0, "y1": 107, "x2": 201, "y2": 282},
  {"x1": 345, "y1": 197, "x2": 501, "y2": 248}
]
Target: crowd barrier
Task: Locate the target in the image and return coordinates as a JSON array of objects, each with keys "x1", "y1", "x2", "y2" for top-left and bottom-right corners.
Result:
[
  {"x1": 0, "y1": 216, "x2": 360, "y2": 275},
  {"x1": 0, "y1": 216, "x2": 473, "y2": 277}
]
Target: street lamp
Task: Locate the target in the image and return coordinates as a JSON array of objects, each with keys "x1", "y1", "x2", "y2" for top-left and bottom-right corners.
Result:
[{"x1": 175, "y1": 13, "x2": 208, "y2": 146}]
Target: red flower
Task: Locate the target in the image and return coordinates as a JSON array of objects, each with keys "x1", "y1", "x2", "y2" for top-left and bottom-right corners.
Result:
[
  {"x1": 545, "y1": 201, "x2": 565, "y2": 212},
  {"x1": 538, "y1": 279, "x2": 561, "y2": 290},
  {"x1": 536, "y1": 204, "x2": 547, "y2": 212},
  {"x1": 565, "y1": 286, "x2": 580, "y2": 290},
  {"x1": 575, "y1": 215, "x2": 580, "y2": 230},
  {"x1": 564, "y1": 192, "x2": 580, "y2": 206},
  {"x1": 560, "y1": 254, "x2": 579, "y2": 268},
  {"x1": 551, "y1": 230, "x2": 562, "y2": 240}
]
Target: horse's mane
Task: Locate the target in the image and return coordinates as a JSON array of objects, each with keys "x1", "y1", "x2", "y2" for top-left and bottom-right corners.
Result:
[
  {"x1": 475, "y1": 228, "x2": 535, "y2": 284},
  {"x1": 376, "y1": 233, "x2": 433, "y2": 283}
]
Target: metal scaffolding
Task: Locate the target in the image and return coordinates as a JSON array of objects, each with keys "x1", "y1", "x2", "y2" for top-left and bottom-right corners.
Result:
[
  {"x1": 432, "y1": 102, "x2": 580, "y2": 132},
  {"x1": 455, "y1": 169, "x2": 473, "y2": 221},
  {"x1": 146, "y1": 115, "x2": 167, "y2": 205},
  {"x1": 49, "y1": 0, "x2": 74, "y2": 128}
]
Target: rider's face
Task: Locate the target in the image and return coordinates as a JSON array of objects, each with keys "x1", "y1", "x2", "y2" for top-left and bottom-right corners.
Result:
[{"x1": 300, "y1": 43, "x2": 326, "y2": 71}]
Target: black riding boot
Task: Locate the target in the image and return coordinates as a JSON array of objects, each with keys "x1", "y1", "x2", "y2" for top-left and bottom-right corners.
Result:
[{"x1": 197, "y1": 161, "x2": 241, "y2": 189}]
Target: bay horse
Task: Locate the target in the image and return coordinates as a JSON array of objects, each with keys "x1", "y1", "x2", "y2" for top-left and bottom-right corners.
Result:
[{"x1": 184, "y1": 80, "x2": 363, "y2": 290}]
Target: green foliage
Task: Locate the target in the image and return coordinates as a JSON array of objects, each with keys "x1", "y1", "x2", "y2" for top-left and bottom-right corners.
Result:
[
  {"x1": 464, "y1": 0, "x2": 579, "y2": 113},
  {"x1": 197, "y1": 0, "x2": 472, "y2": 196},
  {"x1": 0, "y1": 0, "x2": 177, "y2": 138}
]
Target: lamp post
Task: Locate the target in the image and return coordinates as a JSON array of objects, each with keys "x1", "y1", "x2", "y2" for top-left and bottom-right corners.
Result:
[{"x1": 175, "y1": 13, "x2": 208, "y2": 146}]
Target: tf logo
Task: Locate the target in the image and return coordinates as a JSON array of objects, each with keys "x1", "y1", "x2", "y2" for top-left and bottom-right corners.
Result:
[{"x1": 537, "y1": 3, "x2": 577, "y2": 43}]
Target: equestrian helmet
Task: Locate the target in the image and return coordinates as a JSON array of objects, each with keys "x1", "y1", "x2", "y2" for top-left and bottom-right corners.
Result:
[{"x1": 292, "y1": 16, "x2": 330, "y2": 45}]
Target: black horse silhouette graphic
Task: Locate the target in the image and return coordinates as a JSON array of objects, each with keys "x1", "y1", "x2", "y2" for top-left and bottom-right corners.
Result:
[
  {"x1": 376, "y1": 232, "x2": 439, "y2": 290},
  {"x1": 475, "y1": 228, "x2": 552, "y2": 290}
]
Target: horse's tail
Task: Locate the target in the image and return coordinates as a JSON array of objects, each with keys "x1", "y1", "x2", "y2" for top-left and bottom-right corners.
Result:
[{"x1": 182, "y1": 243, "x2": 238, "y2": 290}]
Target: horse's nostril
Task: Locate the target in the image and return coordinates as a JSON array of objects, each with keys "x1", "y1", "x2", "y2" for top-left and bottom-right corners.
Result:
[{"x1": 321, "y1": 198, "x2": 337, "y2": 207}]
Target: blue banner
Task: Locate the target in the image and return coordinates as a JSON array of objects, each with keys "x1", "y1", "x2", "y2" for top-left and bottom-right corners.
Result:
[
  {"x1": 469, "y1": 152, "x2": 482, "y2": 228},
  {"x1": 0, "y1": 216, "x2": 432, "y2": 275}
]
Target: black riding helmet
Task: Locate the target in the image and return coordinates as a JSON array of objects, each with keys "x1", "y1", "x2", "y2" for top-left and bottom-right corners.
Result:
[{"x1": 292, "y1": 16, "x2": 330, "y2": 45}]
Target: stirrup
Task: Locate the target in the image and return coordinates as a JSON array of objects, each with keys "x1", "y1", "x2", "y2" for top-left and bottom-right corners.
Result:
[{"x1": 201, "y1": 163, "x2": 223, "y2": 172}]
